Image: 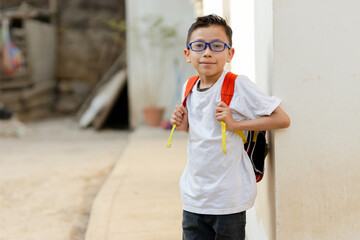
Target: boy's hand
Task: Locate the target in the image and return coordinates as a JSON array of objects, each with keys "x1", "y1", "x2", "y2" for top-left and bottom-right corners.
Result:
[
  {"x1": 215, "y1": 102, "x2": 235, "y2": 130},
  {"x1": 170, "y1": 105, "x2": 189, "y2": 132}
]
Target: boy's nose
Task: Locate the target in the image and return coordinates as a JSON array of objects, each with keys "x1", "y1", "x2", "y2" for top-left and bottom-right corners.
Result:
[{"x1": 203, "y1": 45, "x2": 213, "y2": 56}]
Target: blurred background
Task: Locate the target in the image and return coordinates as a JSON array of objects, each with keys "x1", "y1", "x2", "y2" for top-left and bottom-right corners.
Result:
[
  {"x1": 0, "y1": 0, "x2": 256, "y2": 131},
  {"x1": 0, "y1": 0, "x2": 199, "y2": 131}
]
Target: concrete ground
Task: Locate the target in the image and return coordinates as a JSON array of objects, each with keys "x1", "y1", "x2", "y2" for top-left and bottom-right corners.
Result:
[
  {"x1": 85, "y1": 126, "x2": 188, "y2": 240},
  {"x1": 0, "y1": 117, "x2": 188, "y2": 240},
  {"x1": 0, "y1": 117, "x2": 129, "y2": 240}
]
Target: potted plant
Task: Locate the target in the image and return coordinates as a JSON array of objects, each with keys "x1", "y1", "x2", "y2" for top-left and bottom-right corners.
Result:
[{"x1": 133, "y1": 14, "x2": 179, "y2": 126}]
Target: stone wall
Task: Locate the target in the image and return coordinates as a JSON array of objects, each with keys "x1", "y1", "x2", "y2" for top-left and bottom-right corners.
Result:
[
  {"x1": 1, "y1": 0, "x2": 126, "y2": 116},
  {"x1": 56, "y1": 0, "x2": 126, "y2": 113},
  {"x1": 1, "y1": 0, "x2": 49, "y2": 9}
]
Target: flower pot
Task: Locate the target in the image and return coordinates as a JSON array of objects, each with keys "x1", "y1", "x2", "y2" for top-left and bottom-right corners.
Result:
[{"x1": 143, "y1": 106, "x2": 165, "y2": 127}]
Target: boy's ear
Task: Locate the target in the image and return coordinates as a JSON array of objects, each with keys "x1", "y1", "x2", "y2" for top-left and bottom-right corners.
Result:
[
  {"x1": 184, "y1": 48, "x2": 191, "y2": 63},
  {"x1": 226, "y1": 48, "x2": 235, "y2": 63}
]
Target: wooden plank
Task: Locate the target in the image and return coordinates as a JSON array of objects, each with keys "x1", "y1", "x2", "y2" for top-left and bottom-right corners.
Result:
[
  {"x1": 0, "y1": 91, "x2": 22, "y2": 104},
  {"x1": 77, "y1": 50, "x2": 126, "y2": 119},
  {"x1": 22, "y1": 81, "x2": 55, "y2": 99},
  {"x1": 0, "y1": 69, "x2": 30, "y2": 81},
  {"x1": 3, "y1": 101, "x2": 23, "y2": 112},
  {"x1": 0, "y1": 78, "x2": 33, "y2": 90},
  {"x1": 79, "y1": 69, "x2": 126, "y2": 129},
  {"x1": 17, "y1": 106, "x2": 53, "y2": 121},
  {"x1": 22, "y1": 91, "x2": 55, "y2": 110},
  {"x1": 0, "y1": 81, "x2": 55, "y2": 111},
  {"x1": 93, "y1": 70, "x2": 127, "y2": 130}
]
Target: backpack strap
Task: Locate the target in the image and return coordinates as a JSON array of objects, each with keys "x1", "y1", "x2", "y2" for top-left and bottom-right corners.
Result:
[
  {"x1": 220, "y1": 72, "x2": 247, "y2": 154},
  {"x1": 221, "y1": 72, "x2": 237, "y2": 106},
  {"x1": 167, "y1": 75, "x2": 199, "y2": 148},
  {"x1": 234, "y1": 130, "x2": 247, "y2": 144},
  {"x1": 182, "y1": 75, "x2": 199, "y2": 107},
  {"x1": 167, "y1": 73, "x2": 247, "y2": 150}
]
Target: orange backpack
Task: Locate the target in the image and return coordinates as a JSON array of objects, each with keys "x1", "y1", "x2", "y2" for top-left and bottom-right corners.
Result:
[{"x1": 167, "y1": 72, "x2": 268, "y2": 182}]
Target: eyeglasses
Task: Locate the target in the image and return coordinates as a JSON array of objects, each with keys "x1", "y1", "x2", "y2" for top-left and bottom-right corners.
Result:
[{"x1": 187, "y1": 41, "x2": 231, "y2": 52}]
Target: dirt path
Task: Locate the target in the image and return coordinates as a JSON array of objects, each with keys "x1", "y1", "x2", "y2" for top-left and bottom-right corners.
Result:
[{"x1": 0, "y1": 117, "x2": 129, "y2": 240}]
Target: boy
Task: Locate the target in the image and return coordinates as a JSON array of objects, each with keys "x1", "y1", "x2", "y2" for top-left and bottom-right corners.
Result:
[{"x1": 170, "y1": 14, "x2": 290, "y2": 239}]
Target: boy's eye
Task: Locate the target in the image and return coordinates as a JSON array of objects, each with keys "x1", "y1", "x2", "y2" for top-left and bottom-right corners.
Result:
[
  {"x1": 211, "y1": 43, "x2": 224, "y2": 49},
  {"x1": 194, "y1": 43, "x2": 205, "y2": 48}
]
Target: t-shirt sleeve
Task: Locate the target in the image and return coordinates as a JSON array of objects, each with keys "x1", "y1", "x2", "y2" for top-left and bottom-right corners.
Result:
[{"x1": 231, "y1": 75, "x2": 281, "y2": 120}]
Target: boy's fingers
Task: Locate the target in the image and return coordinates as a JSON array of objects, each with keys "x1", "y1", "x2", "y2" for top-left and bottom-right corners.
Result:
[
  {"x1": 175, "y1": 105, "x2": 185, "y2": 115},
  {"x1": 180, "y1": 105, "x2": 188, "y2": 114},
  {"x1": 172, "y1": 113, "x2": 182, "y2": 121},
  {"x1": 171, "y1": 105, "x2": 187, "y2": 128},
  {"x1": 174, "y1": 111, "x2": 183, "y2": 118},
  {"x1": 173, "y1": 105, "x2": 184, "y2": 116},
  {"x1": 217, "y1": 102, "x2": 227, "y2": 107},
  {"x1": 215, "y1": 115, "x2": 223, "y2": 122},
  {"x1": 171, "y1": 118, "x2": 181, "y2": 126},
  {"x1": 215, "y1": 106, "x2": 226, "y2": 113},
  {"x1": 216, "y1": 102, "x2": 229, "y2": 112}
]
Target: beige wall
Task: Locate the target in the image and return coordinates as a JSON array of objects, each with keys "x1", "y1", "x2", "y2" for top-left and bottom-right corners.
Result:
[
  {"x1": 272, "y1": 1, "x2": 360, "y2": 239},
  {"x1": 125, "y1": 0, "x2": 196, "y2": 128},
  {"x1": 26, "y1": 19, "x2": 56, "y2": 84},
  {"x1": 253, "y1": 1, "x2": 360, "y2": 239},
  {"x1": 253, "y1": 1, "x2": 276, "y2": 240}
]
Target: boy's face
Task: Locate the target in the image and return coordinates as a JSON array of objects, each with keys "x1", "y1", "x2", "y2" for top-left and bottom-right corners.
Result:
[{"x1": 184, "y1": 25, "x2": 234, "y2": 81}]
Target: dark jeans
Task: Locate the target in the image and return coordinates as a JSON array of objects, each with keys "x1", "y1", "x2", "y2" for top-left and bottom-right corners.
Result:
[{"x1": 182, "y1": 210, "x2": 246, "y2": 240}]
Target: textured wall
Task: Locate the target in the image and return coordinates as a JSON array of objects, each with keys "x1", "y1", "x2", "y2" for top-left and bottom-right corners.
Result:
[
  {"x1": 125, "y1": 0, "x2": 196, "y2": 127},
  {"x1": 0, "y1": 0, "x2": 48, "y2": 9},
  {"x1": 253, "y1": 2, "x2": 276, "y2": 240},
  {"x1": 273, "y1": 1, "x2": 360, "y2": 239},
  {"x1": 1, "y1": 0, "x2": 126, "y2": 115},
  {"x1": 56, "y1": 0, "x2": 126, "y2": 113},
  {"x1": 57, "y1": 0, "x2": 125, "y2": 84}
]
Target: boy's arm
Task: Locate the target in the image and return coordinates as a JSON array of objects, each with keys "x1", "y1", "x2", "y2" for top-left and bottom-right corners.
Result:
[{"x1": 215, "y1": 102, "x2": 290, "y2": 131}]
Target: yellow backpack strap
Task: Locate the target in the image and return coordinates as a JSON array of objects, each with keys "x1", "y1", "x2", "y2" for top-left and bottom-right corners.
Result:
[
  {"x1": 252, "y1": 131, "x2": 259, "y2": 142},
  {"x1": 221, "y1": 121, "x2": 227, "y2": 154},
  {"x1": 234, "y1": 130, "x2": 247, "y2": 144},
  {"x1": 220, "y1": 72, "x2": 238, "y2": 154},
  {"x1": 166, "y1": 124, "x2": 177, "y2": 148}
]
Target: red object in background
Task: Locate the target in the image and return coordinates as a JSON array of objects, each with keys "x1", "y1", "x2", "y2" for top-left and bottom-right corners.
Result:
[{"x1": 1, "y1": 18, "x2": 23, "y2": 76}]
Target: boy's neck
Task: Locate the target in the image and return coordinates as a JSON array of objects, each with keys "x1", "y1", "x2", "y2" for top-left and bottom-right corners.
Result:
[{"x1": 198, "y1": 71, "x2": 224, "y2": 89}]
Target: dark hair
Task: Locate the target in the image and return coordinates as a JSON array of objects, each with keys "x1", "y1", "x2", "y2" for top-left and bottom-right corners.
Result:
[{"x1": 186, "y1": 14, "x2": 233, "y2": 47}]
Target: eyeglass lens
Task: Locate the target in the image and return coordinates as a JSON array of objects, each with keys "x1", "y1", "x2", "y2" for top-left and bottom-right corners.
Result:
[{"x1": 190, "y1": 41, "x2": 227, "y2": 52}]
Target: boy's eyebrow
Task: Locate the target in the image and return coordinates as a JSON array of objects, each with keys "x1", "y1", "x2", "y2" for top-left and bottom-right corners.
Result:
[{"x1": 192, "y1": 38, "x2": 227, "y2": 42}]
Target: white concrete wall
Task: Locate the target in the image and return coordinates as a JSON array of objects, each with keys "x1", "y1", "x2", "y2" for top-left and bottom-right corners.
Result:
[
  {"x1": 125, "y1": 0, "x2": 196, "y2": 128},
  {"x1": 228, "y1": 0, "x2": 255, "y2": 81},
  {"x1": 272, "y1": 1, "x2": 360, "y2": 239},
  {"x1": 26, "y1": 19, "x2": 56, "y2": 84},
  {"x1": 235, "y1": 1, "x2": 360, "y2": 239},
  {"x1": 203, "y1": 0, "x2": 255, "y2": 80},
  {"x1": 203, "y1": 0, "x2": 223, "y2": 16},
  {"x1": 253, "y1": 2, "x2": 276, "y2": 240}
]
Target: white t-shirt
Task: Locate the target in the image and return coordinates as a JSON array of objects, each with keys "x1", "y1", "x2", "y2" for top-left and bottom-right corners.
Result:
[{"x1": 180, "y1": 70, "x2": 281, "y2": 215}]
